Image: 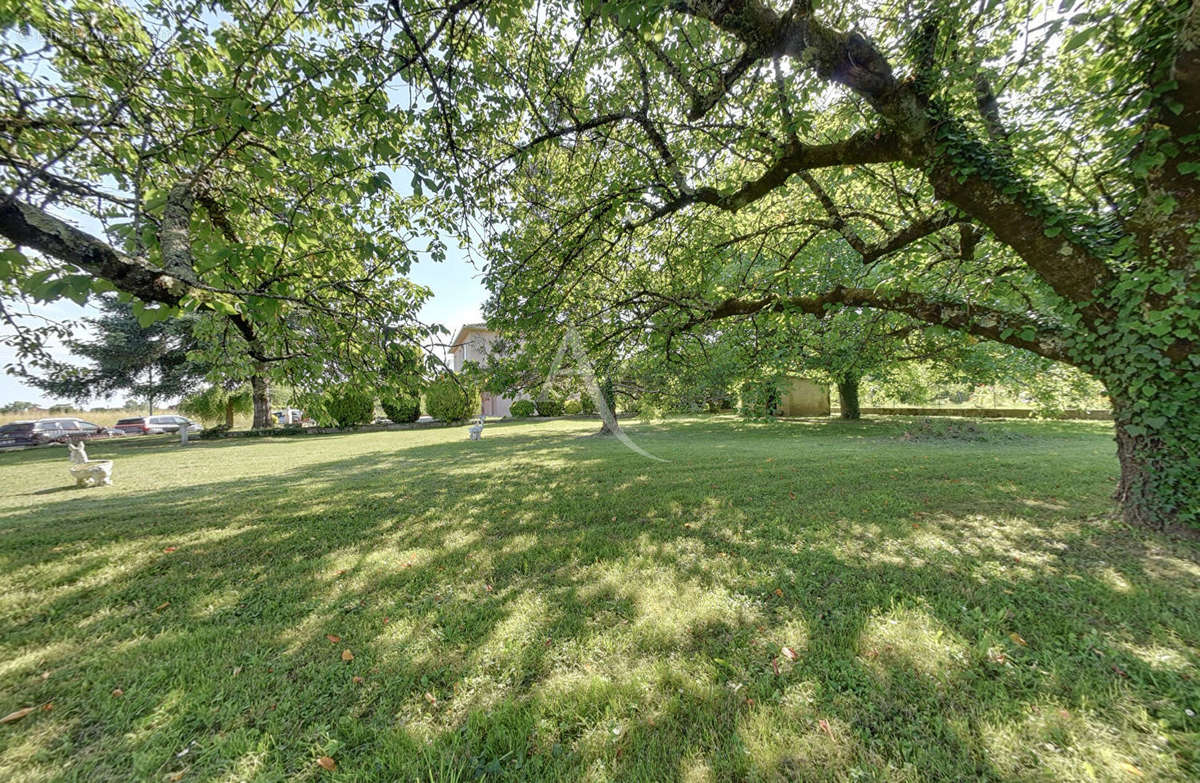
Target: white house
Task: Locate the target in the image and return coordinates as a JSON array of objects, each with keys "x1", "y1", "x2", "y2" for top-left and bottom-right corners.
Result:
[{"x1": 448, "y1": 323, "x2": 519, "y2": 418}]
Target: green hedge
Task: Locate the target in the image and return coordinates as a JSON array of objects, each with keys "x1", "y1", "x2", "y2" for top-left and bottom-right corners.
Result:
[
  {"x1": 510, "y1": 399, "x2": 536, "y2": 418},
  {"x1": 535, "y1": 397, "x2": 564, "y2": 417},
  {"x1": 425, "y1": 375, "x2": 480, "y2": 422},
  {"x1": 381, "y1": 393, "x2": 420, "y2": 423},
  {"x1": 323, "y1": 387, "x2": 375, "y2": 427},
  {"x1": 564, "y1": 399, "x2": 582, "y2": 414}
]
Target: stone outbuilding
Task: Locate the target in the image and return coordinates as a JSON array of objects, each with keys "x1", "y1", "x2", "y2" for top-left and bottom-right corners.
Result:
[{"x1": 778, "y1": 377, "x2": 831, "y2": 417}]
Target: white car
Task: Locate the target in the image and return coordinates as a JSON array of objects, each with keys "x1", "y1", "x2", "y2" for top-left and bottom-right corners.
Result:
[{"x1": 113, "y1": 415, "x2": 200, "y2": 435}]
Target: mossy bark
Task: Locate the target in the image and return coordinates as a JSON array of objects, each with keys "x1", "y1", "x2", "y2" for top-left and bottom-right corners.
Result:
[
  {"x1": 837, "y1": 376, "x2": 861, "y2": 420},
  {"x1": 250, "y1": 372, "x2": 272, "y2": 429}
]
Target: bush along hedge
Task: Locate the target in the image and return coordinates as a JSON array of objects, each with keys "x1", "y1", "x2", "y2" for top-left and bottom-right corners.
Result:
[
  {"x1": 564, "y1": 399, "x2": 582, "y2": 415},
  {"x1": 580, "y1": 393, "x2": 596, "y2": 415},
  {"x1": 323, "y1": 387, "x2": 376, "y2": 427},
  {"x1": 425, "y1": 375, "x2": 480, "y2": 422},
  {"x1": 510, "y1": 399, "x2": 536, "y2": 418},
  {"x1": 381, "y1": 393, "x2": 420, "y2": 423},
  {"x1": 535, "y1": 397, "x2": 564, "y2": 417},
  {"x1": 737, "y1": 378, "x2": 783, "y2": 419}
]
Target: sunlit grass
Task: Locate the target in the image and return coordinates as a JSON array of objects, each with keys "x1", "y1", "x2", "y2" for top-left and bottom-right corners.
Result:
[{"x1": 0, "y1": 416, "x2": 1196, "y2": 781}]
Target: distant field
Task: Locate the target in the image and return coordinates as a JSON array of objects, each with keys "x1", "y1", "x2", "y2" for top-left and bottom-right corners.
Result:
[{"x1": 0, "y1": 416, "x2": 1196, "y2": 781}]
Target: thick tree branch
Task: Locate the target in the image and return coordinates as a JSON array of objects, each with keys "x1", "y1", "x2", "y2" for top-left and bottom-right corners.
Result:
[
  {"x1": 972, "y1": 73, "x2": 1012, "y2": 156},
  {"x1": 159, "y1": 182, "x2": 195, "y2": 280},
  {"x1": 675, "y1": 0, "x2": 1118, "y2": 312},
  {"x1": 1164, "y1": 0, "x2": 1200, "y2": 145},
  {"x1": 631, "y1": 129, "x2": 903, "y2": 226},
  {"x1": 701, "y1": 285, "x2": 1075, "y2": 363},
  {"x1": 0, "y1": 194, "x2": 189, "y2": 306}
]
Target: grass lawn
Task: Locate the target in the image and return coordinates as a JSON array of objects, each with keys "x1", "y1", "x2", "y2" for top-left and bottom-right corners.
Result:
[{"x1": 1, "y1": 416, "x2": 1197, "y2": 782}]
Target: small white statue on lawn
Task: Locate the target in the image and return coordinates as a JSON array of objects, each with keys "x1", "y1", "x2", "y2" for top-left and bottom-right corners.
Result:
[
  {"x1": 468, "y1": 415, "x2": 485, "y2": 441},
  {"x1": 66, "y1": 441, "x2": 113, "y2": 487}
]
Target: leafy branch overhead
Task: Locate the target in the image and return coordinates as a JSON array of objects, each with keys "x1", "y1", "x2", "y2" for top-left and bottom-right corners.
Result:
[
  {"x1": 391, "y1": 0, "x2": 1200, "y2": 528},
  {"x1": 0, "y1": 0, "x2": 445, "y2": 400}
]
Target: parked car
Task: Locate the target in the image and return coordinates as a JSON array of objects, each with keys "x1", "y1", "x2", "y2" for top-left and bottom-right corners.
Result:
[
  {"x1": 0, "y1": 418, "x2": 110, "y2": 447},
  {"x1": 113, "y1": 415, "x2": 200, "y2": 435}
]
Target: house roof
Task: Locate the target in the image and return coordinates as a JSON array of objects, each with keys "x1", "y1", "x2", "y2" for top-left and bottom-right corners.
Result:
[{"x1": 449, "y1": 322, "x2": 491, "y2": 351}]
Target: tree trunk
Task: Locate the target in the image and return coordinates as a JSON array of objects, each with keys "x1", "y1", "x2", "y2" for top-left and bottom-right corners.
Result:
[
  {"x1": 595, "y1": 376, "x2": 619, "y2": 435},
  {"x1": 251, "y1": 373, "x2": 272, "y2": 429},
  {"x1": 1110, "y1": 393, "x2": 1198, "y2": 530},
  {"x1": 224, "y1": 399, "x2": 235, "y2": 429},
  {"x1": 837, "y1": 376, "x2": 861, "y2": 420}
]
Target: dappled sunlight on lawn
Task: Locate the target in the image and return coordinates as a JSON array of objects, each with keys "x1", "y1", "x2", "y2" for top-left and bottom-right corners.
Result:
[{"x1": 0, "y1": 417, "x2": 1196, "y2": 780}]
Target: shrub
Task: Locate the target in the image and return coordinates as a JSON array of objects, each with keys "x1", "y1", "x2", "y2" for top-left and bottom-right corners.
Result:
[
  {"x1": 737, "y1": 378, "x2": 783, "y2": 418},
  {"x1": 179, "y1": 384, "x2": 253, "y2": 426},
  {"x1": 510, "y1": 399, "x2": 536, "y2": 418},
  {"x1": 564, "y1": 399, "x2": 582, "y2": 415},
  {"x1": 579, "y1": 393, "x2": 596, "y2": 415},
  {"x1": 535, "y1": 397, "x2": 564, "y2": 417},
  {"x1": 323, "y1": 387, "x2": 375, "y2": 427},
  {"x1": 380, "y1": 393, "x2": 420, "y2": 423},
  {"x1": 196, "y1": 423, "x2": 231, "y2": 440},
  {"x1": 425, "y1": 375, "x2": 480, "y2": 422}
]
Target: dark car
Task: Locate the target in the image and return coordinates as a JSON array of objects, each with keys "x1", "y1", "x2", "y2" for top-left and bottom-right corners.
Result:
[
  {"x1": 113, "y1": 415, "x2": 199, "y2": 435},
  {"x1": 0, "y1": 418, "x2": 108, "y2": 447}
]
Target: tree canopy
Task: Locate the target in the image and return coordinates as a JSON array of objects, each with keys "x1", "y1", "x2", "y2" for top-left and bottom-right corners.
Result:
[
  {"x1": 25, "y1": 295, "x2": 204, "y2": 412},
  {"x1": 0, "y1": 0, "x2": 445, "y2": 412},
  {"x1": 390, "y1": 0, "x2": 1200, "y2": 528}
]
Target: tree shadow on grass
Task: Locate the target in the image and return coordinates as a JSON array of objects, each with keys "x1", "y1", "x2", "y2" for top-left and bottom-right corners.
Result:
[{"x1": 0, "y1": 421, "x2": 1196, "y2": 781}]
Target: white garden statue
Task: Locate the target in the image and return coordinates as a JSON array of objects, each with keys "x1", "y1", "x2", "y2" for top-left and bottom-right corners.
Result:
[
  {"x1": 468, "y1": 415, "x2": 485, "y2": 441},
  {"x1": 67, "y1": 441, "x2": 113, "y2": 487}
]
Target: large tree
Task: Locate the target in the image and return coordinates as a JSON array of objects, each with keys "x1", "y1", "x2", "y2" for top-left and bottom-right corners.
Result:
[
  {"x1": 25, "y1": 295, "x2": 204, "y2": 413},
  {"x1": 392, "y1": 0, "x2": 1200, "y2": 528},
  {"x1": 1, "y1": 0, "x2": 442, "y2": 427}
]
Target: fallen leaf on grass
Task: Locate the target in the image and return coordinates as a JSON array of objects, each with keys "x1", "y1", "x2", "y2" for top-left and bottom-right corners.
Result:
[
  {"x1": 166, "y1": 772, "x2": 185, "y2": 782},
  {"x1": 163, "y1": 547, "x2": 177, "y2": 553},
  {"x1": 316, "y1": 756, "x2": 336, "y2": 771},
  {"x1": 424, "y1": 692, "x2": 437, "y2": 706},
  {"x1": 1, "y1": 706, "x2": 35, "y2": 723},
  {"x1": 111, "y1": 688, "x2": 124, "y2": 697},
  {"x1": 352, "y1": 676, "x2": 364, "y2": 684},
  {"x1": 326, "y1": 634, "x2": 341, "y2": 643},
  {"x1": 781, "y1": 646, "x2": 797, "y2": 661},
  {"x1": 1120, "y1": 762, "x2": 1143, "y2": 777},
  {"x1": 40, "y1": 671, "x2": 50, "y2": 680},
  {"x1": 232, "y1": 666, "x2": 242, "y2": 677},
  {"x1": 1009, "y1": 633, "x2": 1028, "y2": 647},
  {"x1": 341, "y1": 649, "x2": 354, "y2": 661},
  {"x1": 771, "y1": 658, "x2": 780, "y2": 676},
  {"x1": 818, "y1": 719, "x2": 834, "y2": 739},
  {"x1": 155, "y1": 601, "x2": 171, "y2": 611}
]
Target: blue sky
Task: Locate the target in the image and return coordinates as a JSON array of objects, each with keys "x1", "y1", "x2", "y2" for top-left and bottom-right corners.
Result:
[{"x1": 0, "y1": 242, "x2": 487, "y2": 407}]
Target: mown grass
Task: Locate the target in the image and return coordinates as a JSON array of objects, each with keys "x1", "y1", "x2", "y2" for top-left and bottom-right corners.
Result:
[{"x1": 0, "y1": 416, "x2": 1196, "y2": 782}]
